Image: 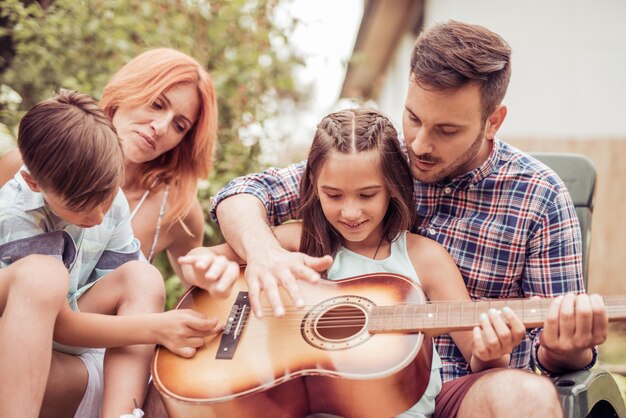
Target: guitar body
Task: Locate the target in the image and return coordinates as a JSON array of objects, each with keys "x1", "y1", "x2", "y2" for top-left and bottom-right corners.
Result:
[{"x1": 152, "y1": 273, "x2": 433, "y2": 418}]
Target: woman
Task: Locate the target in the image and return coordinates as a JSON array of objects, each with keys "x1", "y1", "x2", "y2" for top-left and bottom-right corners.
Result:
[
  {"x1": 1, "y1": 47, "x2": 217, "y2": 280},
  {"x1": 0, "y1": 48, "x2": 218, "y2": 417}
]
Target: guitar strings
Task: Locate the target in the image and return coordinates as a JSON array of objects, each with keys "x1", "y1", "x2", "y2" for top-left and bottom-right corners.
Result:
[
  {"x1": 249, "y1": 296, "x2": 626, "y2": 313},
  {"x1": 222, "y1": 297, "x2": 626, "y2": 331},
  {"x1": 233, "y1": 307, "x2": 558, "y2": 331},
  {"x1": 235, "y1": 311, "x2": 626, "y2": 334}
]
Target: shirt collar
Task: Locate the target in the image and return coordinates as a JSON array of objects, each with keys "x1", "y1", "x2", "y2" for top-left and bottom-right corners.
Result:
[{"x1": 15, "y1": 168, "x2": 48, "y2": 212}]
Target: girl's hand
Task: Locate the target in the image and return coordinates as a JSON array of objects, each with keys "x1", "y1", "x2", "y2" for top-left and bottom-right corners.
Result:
[
  {"x1": 470, "y1": 306, "x2": 526, "y2": 372},
  {"x1": 154, "y1": 309, "x2": 222, "y2": 358},
  {"x1": 178, "y1": 250, "x2": 241, "y2": 297}
]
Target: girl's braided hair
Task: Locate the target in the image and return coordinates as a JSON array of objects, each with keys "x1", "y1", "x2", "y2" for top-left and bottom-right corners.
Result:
[{"x1": 298, "y1": 108, "x2": 416, "y2": 259}]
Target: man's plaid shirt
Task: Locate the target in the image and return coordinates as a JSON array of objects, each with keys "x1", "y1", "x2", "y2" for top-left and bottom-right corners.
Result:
[{"x1": 211, "y1": 138, "x2": 589, "y2": 382}]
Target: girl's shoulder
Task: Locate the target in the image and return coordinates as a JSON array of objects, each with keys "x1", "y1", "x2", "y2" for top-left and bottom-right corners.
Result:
[
  {"x1": 405, "y1": 231, "x2": 453, "y2": 266},
  {"x1": 272, "y1": 221, "x2": 302, "y2": 252},
  {"x1": 405, "y1": 231, "x2": 444, "y2": 251},
  {"x1": 405, "y1": 231, "x2": 462, "y2": 293}
]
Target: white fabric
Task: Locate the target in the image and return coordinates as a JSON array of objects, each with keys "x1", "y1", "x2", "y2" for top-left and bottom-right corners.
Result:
[
  {"x1": 74, "y1": 348, "x2": 105, "y2": 418},
  {"x1": 328, "y1": 231, "x2": 443, "y2": 418}
]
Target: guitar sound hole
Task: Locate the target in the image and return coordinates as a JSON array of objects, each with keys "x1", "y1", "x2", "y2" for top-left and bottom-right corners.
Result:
[{"x1": 316, "y1": 305, "x2": 366, "y2": 340}]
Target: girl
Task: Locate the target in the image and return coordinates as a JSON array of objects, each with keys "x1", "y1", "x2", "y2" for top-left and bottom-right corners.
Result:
[{"x1": 180, "y1": 108, "x2": 526, "y2": 417}]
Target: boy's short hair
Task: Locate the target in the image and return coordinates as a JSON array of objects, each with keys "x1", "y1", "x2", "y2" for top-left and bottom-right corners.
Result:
[{"x1": 17, "y1": 89, "x2": 124, "y2": 211}]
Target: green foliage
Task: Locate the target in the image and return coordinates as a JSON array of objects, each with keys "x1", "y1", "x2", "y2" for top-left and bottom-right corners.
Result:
[
  {"x1": 164, "y1": 274, "x2": 186, "y2": 311},
  {"x1": 1, "y1": 0, "x2": 307, "y2": 307}
]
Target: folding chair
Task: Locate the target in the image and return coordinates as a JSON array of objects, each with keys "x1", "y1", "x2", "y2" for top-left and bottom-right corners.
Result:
[{"x1": 531, "y1": 152, "x2": 626, "y2": 418}]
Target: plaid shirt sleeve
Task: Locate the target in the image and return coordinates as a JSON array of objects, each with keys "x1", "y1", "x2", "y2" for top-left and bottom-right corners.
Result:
[
  {"x1": 523, "y1": 185, "x2": 584, "y2": 297},
  {"x1": 523, "y1": 184, "x2": 597, "y2": 373},
  {"x1": 210, "y1": 160, "x2": 307, "y2": 226}
]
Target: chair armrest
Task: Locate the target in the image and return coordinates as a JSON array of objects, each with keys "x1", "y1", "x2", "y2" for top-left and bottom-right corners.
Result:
[{"x1": 554, "y1": 369, "x2": 626, "y2": 418}]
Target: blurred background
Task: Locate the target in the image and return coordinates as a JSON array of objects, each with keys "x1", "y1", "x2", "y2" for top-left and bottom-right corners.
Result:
[{"x1": 1, "y1": 0, "x2": 625, "y2": 393}]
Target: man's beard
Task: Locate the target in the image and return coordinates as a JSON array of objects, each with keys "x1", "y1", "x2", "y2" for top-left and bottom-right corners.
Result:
[{"x1": 409, "y1": 128, "x2": 485, "y2": 184}]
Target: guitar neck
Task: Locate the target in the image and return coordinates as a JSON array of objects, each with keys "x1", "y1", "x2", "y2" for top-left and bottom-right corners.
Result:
[{"x1": 368, "y1": 296, "x2": 626, "y2": 335}]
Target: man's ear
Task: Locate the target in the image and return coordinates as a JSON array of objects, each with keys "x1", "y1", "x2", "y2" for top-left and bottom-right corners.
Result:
[
  {"x1": 485, "y1": 105, "x2": 507, "y2": 140},
  {"x1": 20, "y1": 170, "x2": 41, "y2": 192}
]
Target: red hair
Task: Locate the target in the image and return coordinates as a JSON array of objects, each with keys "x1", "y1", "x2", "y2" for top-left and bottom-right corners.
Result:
[{"x1": 100, "y1": 48, "x2": 217, "y2": 226}]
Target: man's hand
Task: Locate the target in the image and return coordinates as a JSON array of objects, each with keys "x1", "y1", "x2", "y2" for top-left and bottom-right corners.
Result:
[
  {"x1": 214, "y1": 194, "x2": 333, "y2": 318},
  {"x1": 245, "y1": 245, "x2": 333, "y2": 318},
  {"x1": 538, "y1": 293, "x2": 608, "y2": 373}
]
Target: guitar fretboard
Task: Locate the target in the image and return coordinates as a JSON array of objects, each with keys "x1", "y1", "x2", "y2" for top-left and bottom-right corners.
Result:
[{"x1": 368, "y1": 296, "x2": 626, "y2": 334}]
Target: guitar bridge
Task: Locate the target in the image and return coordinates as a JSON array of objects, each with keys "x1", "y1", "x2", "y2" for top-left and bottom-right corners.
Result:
[{"x1": 216, "y1": 291, "x2": 250, "y2": 360}]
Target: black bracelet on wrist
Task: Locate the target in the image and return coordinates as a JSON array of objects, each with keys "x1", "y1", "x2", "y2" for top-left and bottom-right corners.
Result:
[{"x1": 532, "y1": 329, "x2": 598, "y2": 377}]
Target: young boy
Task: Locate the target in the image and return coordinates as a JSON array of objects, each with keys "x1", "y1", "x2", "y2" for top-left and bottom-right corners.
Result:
[{"x1": 0, "y1": 90, "x2": 220, "y2": 418}]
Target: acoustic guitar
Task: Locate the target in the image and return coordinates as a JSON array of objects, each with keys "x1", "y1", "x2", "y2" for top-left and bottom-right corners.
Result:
[{"x1": 151, "y1": 272, "x2": 626, "y2": 418}]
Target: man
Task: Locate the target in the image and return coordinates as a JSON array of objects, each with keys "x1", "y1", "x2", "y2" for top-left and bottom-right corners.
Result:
[{"x1": 208, "y1": 21, "x2": 607, "y2": 418}]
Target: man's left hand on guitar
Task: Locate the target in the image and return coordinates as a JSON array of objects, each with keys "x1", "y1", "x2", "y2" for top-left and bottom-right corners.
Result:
[{"x1": 537, "y1": 293, "x2": 608, "y2": 373}]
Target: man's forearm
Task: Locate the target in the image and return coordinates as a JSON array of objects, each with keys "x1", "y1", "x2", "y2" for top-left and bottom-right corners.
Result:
[
  {"x1": 214, "y1": 190, "x2": 332, "y2": 318},
  {"x1": 215, "y1": 194, "x2": 283, "y2": 262}
]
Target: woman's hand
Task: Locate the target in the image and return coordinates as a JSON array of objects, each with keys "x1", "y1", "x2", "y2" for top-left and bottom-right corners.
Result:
[{"x1": 178, "y1": 249, "x2": 241, "y2": 297}]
